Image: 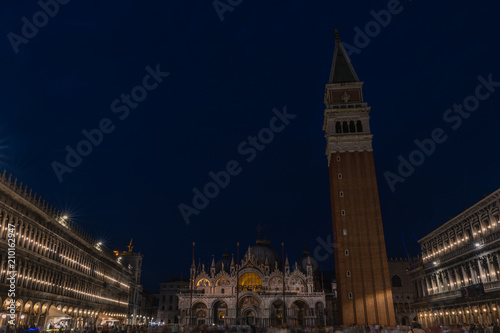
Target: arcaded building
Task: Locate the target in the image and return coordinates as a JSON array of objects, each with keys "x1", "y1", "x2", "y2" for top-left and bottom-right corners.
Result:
[
  {"x1": 411, "y1": 189, "x2": 500, "y2": 326},
  {"x1": 0, "y1": 170, "x2": 143, "y2": 328},
  {"x1": 178, "y1": 238, "x2": 326, "y2": 327}
]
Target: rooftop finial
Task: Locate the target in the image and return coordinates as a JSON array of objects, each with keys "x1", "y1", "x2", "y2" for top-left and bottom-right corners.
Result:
[
  {"x1": 128, "y1": 238, "x2": 133, "y2": 252},
  {"x1": 334, "y1": 29, "x2": 340, "y2": 39}
]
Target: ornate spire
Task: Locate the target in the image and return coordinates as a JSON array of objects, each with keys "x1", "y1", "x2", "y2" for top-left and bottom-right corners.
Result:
[
  {"x1": 329, "y1": 29, "x2": 360, "y2": 84},
  {"x1": 191, "y1": 242, "x2": 196, "y2": 268},
  {"x1": 211, "y1": 255, "x2": 216, "y2": 268}
]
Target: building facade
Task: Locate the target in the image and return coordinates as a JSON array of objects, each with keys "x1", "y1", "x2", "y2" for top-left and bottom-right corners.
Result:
[
  {"x1": 411, "y1": 189, "x2": 500, "y2": 326},
  {"x1": 388, "y1": 258, "x2": 417, "y2": 325},
  {"x1": 322, "y1": 31, "x2": 396, "y2": 325},
  {"x1": 178, "y1": 238, "x2": 326, "y2": 327},
  {"x1": 157, "y1": 278, "x2": 189, "y2": 325},
  {"x1": 0, "y1": 170, "x2": 142, "y2": 328}
]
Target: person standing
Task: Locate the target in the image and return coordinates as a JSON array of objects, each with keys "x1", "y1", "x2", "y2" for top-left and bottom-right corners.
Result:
[{"x1": 408, "y1": 323, "x2": 426, "y2": 333}]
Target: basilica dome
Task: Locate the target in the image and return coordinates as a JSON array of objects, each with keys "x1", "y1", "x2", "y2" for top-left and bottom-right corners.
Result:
[
  {"x1": 248, "y1": 238, "x2": 281, "y2": 267},
  {"x1": 215, "y1": 250, "x2": 231, "y2": 273}
]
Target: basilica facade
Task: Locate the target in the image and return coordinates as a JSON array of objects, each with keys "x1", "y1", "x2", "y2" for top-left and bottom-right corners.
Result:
[{"x1": 178, "y1": 238, "x2": 326, "y2": 327}]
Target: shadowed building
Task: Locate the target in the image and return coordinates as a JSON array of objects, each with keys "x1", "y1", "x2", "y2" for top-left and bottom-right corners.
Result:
[
  {"x1": 388, "y1": 258, "x2": 417, "y2": 325},
  {"x1": 322, "y1": 31, "x2": 396, "y2": 325}
]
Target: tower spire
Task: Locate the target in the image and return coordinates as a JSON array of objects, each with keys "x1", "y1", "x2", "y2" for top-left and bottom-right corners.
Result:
[{"x1": 329, "y1": 29, "x2": 359, "y2": 84}]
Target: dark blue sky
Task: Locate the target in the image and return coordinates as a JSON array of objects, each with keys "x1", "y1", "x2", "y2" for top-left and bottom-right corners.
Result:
[{"x1": 1, "y1": 0, "x2": 500, "y2": 291}]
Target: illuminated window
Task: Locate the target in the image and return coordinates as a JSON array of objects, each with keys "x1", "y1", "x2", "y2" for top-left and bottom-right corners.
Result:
[
  {"x1": 238, "y1": 273, "x2": 262, "y2": 292},
  {"x1": 343, "y1": 229, "x2": 347, "y2": 235},
  {"x1": 196, "y1": 279, "x2": 210, "y2": 287}
]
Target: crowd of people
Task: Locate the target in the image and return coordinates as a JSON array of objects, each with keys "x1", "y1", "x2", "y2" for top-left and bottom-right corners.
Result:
[{"x1": 1, "y1": 323, "x2": 500, "y2": 333}]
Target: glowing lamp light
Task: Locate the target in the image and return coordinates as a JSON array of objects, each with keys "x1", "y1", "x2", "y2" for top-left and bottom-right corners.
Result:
[
  {"x1": 483, "y1": 308, "x2": 487, "y2": 312},
  {"x1": 493, "y1": 308, "x2": 497, "y2": 311},
  {"x1": 474, "y1": 309, "x2": 478, "y2": 313},
  {"x1": 62, "y1": 215, "x2": 68, "y2": 220},
  {"x1": 21, "y1": 315, "x2": 25, "y2": 319},
  {"x1": 475, "y1": 243, "x2": 480, "y2": 247}
]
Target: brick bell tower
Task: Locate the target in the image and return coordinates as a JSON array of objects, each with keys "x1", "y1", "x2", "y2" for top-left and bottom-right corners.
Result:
[{"x1": 323, "y1": 31, "x2": 396, "y2": 326}]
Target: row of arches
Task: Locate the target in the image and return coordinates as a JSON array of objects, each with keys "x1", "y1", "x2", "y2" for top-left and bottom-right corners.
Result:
[
  {"x1": 335, "y1": 120, "x2": 363, "y2": 134},
  {"x1": 418, "y1": 303, "x2": 500, "y2": 326},
  {"x1": 184, "y1": 297, "x2": 325, "y2": 327},
  {"x1": 0, "y1": 297, "x2": 127, "y2": 328},
  {"x1": 196, "y1": 272, "x2": 308, "y2": 294}
]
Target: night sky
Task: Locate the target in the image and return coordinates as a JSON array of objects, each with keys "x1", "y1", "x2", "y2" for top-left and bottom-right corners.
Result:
[{"x1": 2, "y1": 0, "x2": 500, "y2": 291}]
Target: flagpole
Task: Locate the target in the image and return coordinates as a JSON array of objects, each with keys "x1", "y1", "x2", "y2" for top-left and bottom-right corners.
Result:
[
  {"x1": 282, "y1": 242, "x2": 286, "y2": 327},
  {"x1": 189, "y1": 242, "x2": 195, "y2": 326},
  {"x1": 236, "y1": 242, "x2": 240, "y2": 325}
]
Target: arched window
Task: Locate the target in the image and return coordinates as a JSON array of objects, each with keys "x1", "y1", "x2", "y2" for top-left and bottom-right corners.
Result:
[
  {"x1": 392, "y1": 275, "x2": 402, "y2": 287},
  {"x1": 342, "y1": 121, "x2": 349, "y2": 133},
  {"x1": 349, "y1": 121, "x2": 356, "y2": 132},
  {"x1": 336, "y1": 122, "x2": 342, "y2": 133},
  {"x1": 356, "y1": 120, "x2": 363, "y2": 132}
]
